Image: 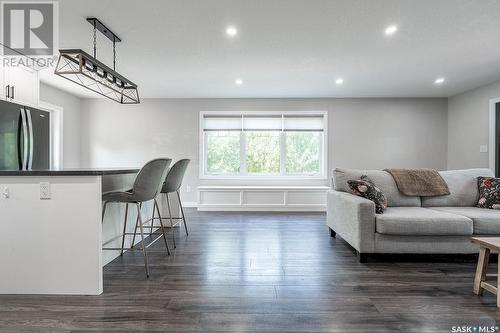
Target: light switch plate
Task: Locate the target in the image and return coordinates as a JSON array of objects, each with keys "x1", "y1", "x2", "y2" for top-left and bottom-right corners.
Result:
[
  {"x1": 40, "y1": 182, "x2": 51, "y2": 199},
  {"x1": 480, "y1": 145, "x2": 488, "y2": 153}
]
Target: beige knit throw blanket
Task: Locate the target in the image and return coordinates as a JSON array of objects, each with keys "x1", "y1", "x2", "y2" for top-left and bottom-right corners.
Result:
[{"x1": 384, "y1": 168, "x2": 450, "y2": 197}]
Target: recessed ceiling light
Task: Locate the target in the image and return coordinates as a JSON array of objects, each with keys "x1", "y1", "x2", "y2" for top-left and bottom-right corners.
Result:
[
  {"x1": 335, "y1": 78, "x2": 344, "y2": 85},
  {"x1": 226, "y1": 26, "x2": 238, "y2": 37},
  {"x1": 235, "y1": 78, "x2": 243, "y2": 85},
  {"x1": 435, "y1": 77, "x2": 445, "y2": 84},
  {"x1": 385, "y1": 25, "x2": 398, "y2": 36}
]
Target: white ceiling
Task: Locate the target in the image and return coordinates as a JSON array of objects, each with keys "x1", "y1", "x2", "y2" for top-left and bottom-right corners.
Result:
[{"x1": 39, "y1": 0, "x2": 500, "y2": 98}]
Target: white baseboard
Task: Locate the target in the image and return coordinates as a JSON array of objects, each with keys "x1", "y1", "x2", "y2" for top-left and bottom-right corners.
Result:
[
  {"x1": 197, "y1": 205, "x2": 325, "y2": 212},
  {"x1": 182, "y1": 201, "x2": 325, "y2": 212}
]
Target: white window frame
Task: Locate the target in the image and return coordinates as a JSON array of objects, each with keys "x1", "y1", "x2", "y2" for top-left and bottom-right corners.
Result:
[{"x1": 199, "y1": 111, "x2": 328, "y2": 180}]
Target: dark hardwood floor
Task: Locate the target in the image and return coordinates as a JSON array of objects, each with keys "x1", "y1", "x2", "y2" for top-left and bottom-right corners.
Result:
[{"x1": 1, "y1": 209, "x2": 500, "y2": 332}]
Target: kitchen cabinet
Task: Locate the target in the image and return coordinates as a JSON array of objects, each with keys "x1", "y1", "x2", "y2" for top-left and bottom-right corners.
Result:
[{"x1": 1, "y1": 64, "x2": 39, "y2": 107}]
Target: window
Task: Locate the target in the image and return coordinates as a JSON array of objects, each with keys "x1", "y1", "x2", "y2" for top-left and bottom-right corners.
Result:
[{"x1": 201, "y1": 111, "x2": 327, "y2": 178}]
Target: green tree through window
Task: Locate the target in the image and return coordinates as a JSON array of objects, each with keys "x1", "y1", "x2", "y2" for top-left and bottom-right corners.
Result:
[
  {"x1": 286, "y1": 132, "x2": 321, "y2": 174},
  {"x1": 206, "y1": 131, "x2": 240, "y2": 173},
  {"x1": 246, "y1": 131, "x2": 280, "y2": 173}
]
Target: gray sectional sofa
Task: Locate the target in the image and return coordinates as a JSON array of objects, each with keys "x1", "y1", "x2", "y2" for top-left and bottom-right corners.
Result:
[{"x1": 326, "y1": 168, "x2": 500, "y2": 262}]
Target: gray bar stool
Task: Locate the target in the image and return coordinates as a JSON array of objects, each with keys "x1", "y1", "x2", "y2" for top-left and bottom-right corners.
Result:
[
  {"x1": 102, "y1": 158, "x2": 171, "y2": 278},
  {"x1": 161, "y1": 159, "x2": 191, "y2": 248},
  {"x1": 138, "y1": 159, "x2": 190, "y2": 249}
]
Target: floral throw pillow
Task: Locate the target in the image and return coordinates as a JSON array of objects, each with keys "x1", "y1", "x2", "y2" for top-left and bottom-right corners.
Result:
[
  {"x1": 477, "y1": 177, "x2": 500, "y2": 209},
  {"x1": 347, "y1": 175, "x2": 388, "y2": 214}
]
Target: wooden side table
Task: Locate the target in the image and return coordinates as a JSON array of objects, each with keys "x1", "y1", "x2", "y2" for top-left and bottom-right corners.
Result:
[{"x1": 471, "y1": 237, "x2": 500, "y2": 308}]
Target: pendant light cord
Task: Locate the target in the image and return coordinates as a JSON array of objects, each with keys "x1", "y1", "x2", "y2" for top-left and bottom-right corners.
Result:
[
  {"x1": 93, "y1": 21, "x2": 97, "y2": 58},
  {"x1": 91, "y1": 19, "x2": 117, "y2": 70}
]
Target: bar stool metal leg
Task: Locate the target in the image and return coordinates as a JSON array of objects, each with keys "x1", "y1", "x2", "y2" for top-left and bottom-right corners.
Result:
[
  {"x1": 131, "y1": 202, "x2": 142, "y2": 248},
  {"x1": 176, "y1": 190, "x2": 188, "y2": 236},
  {"x1": 154, "y1": 198, "x2": 170, "y2": 255},
  {"x1": 136, "y1": 202, "x2": 150, "y2": 278},
  {"x1": 166, "y1": 192, "x2": 176, "y2": 248},
  {"x1": 150, "y1": 201, "x2": 154, "y2": 238},
  {"x1": 102, "y1": 201, "x2": 108, "y2": 222},
  {"x1": 130, "y1": 216, "x2": 139, "y2": 248},
  {"x1": 120, "y1": 203, "x2": 129, "y2": 256}
]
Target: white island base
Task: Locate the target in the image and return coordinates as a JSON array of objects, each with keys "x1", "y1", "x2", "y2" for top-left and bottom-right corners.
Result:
[{"x1": 0, "y1": 169, "x2": 166, "y2": 295}]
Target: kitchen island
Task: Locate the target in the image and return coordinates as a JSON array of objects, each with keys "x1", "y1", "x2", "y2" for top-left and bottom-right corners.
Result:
[{"x1": 0, "y1": 168, "x2": 154, "y2": 295}]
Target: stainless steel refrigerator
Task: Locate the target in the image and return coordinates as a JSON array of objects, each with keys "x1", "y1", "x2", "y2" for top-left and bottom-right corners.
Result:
[{"x1": 0, "y1": 99, "x2": 50, "y2": 170}]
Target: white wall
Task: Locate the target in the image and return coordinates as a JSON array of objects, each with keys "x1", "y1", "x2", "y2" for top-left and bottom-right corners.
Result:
[
  {"x1": 447, "y1": 79, "x2": 500, "y2": 169},
  {"x1": 39, "y1": 83, "x2": 83, "y2": 168},
  {"x1": 80, "y1": 97, "x2": 448, "y2": 203}
]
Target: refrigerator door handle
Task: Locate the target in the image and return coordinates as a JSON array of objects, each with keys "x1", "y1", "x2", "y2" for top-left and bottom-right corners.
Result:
[
  {"x1": 19, "y1": 108, "x2": 28, "y2": 170},
  {"x1": 6, "y1": 85, "x2": 10, "y2": 99},
  {"x1": 26, "y1": 109, "x2": 33, "y2": 170}
]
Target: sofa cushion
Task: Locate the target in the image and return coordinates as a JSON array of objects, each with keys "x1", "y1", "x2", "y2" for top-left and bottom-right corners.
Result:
[
  {"x1": 477, "y1": 177, "x2": 500, "y2": 209},
  {"x1": 429, "y1": 206, "x2": 500, "y2": 235},
  {"x1": 334, "y1": 168, "x2": 421, "y2": 207},
  {"x1": 421, "y1": 168, "x2": 494, "y2": 207},
  {"x1": 375, "y1": 207, "x2": 473, "y2": 236}
]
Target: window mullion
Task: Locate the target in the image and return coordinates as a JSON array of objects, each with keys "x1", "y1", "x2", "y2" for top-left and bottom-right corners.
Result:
[
  {"x1": 280, "y1": 131, "x2": 286, "y2": 176},
  {"x1": 321, "y1": 131, "x2": 326, "y2": 177},
  {"x1": 203, "y1": 131, "x2": 208, "y2": 175},
  {"x1": 240, "y1": 131, "x2": 246, "y2": 175}
]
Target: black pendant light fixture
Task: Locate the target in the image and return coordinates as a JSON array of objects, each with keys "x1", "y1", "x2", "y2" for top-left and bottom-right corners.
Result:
[{"x1": 54, "y1": 18, "x2": 140, "y2": 104}]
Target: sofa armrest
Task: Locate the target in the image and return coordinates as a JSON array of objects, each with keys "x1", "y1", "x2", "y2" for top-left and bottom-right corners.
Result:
[{"x1": 326, "y1": 190, "x2": 376, "y2": 253}]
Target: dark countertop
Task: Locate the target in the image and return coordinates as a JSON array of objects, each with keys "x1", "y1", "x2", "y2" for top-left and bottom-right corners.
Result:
[{"x1": 0, "y1": 168, "x2": 140, "y2": 176}]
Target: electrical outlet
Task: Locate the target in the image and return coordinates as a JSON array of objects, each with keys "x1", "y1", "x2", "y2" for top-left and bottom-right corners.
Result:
[
  {"x1": 1, "y1": 186, "x2": 9, "y2": 199},
  {"x1": 40, "y1": 182, "x2": 51, "y2": 199},
  {"x1": 186, "y1": 185, "x2": 191, "y2": 193},
  {"x1": 480, "y1": 145, "x2": 488, "y2": 153}
]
